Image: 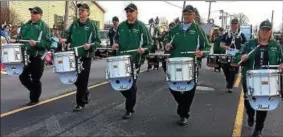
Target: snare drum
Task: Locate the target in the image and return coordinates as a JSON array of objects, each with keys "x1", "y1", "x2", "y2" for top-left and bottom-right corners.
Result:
[
  {"x1": 1, "y1": 43, "x2": 25, "y2": 64},
  {"x1": 217, "y1": 54, "x2": 232, "y2": 64},
  {"x1": 167, "y1": 57, "x2": 195, "y2": 82},
  {"x1": 207, "y1": 54, "x2": 219, "y2": 67},
  {"x1": 53, "y1": 51, "x2": 77, "y2": 73},
  {"x1": 1, "y1": 43, "x2": 28, "y2": 76},
  {"x1": 106, "y1": 55, "x2": 132, "y2": 79},
  {"x1": 246, "y1": 69, "x2": 281, "y2": 111}
]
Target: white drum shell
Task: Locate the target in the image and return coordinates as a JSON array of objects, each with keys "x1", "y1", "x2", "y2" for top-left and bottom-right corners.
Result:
[
  {"x1": 106, "y1": 55, "x2": 132, "y2": 79},
  {"x1": 167, "y1": 57, "x2": 195, "y2": 82},
  {"x1": 53, "y1": 51, "x2": 76, "y2": 73},
  {"x1": 246, "y1": 69, "x2": 281, "y2": 97},
  {"x1": 1, "y1": 43, "x2": 24, "y2": 64}
]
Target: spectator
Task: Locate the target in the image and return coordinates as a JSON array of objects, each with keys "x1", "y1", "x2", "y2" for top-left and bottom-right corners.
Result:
[{"x1": 1, "y1": 25, "x2": 11, "y2": 43}]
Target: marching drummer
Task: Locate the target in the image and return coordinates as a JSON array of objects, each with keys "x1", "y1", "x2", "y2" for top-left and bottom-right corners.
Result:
[
  {"x1": 112, "y1": 3, "x2": 153, "y2": 119},
  {"x1": 108, "y1": 16, "x2": 119, "y2": 48},
  {"x1": 60, "y1": 3, "x2": 101, "y2": 112},
  {"x1": 212, "y1": 27, "x2": 225, "y2": 72},
  {"x1": 161, "y1": 22, "x2": 176, "y2": 72},
  {"x1": 147, "y1": 18, "x2": 161, "y2": 71},
  {"x1": 236, "y1": 20, "x2": 283, "y2": 137},
  {"x1": 18, "y1": 7, "x2": 52, "y2": 106},
  {"x1": 220, "y1": 18, "x2": 247, "y2": 93},
  {"x1": 164, "y1": 5, "x2": 210, "y2": 126}
]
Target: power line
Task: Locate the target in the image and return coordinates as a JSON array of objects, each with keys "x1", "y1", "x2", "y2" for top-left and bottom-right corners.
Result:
[{"x1": 163, "y1": 1, "x2": 183, "y2": 9}]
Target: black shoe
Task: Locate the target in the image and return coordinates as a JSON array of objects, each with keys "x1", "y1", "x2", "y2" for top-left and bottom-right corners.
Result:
[
  {"x1": 25, "y1": 101, "x2": 39, "y2": 106},
  {"x1": 252, "y1": 130, "x2": 262, "y2": 137},
  {"x1": 226, "y1": 89, "x2": 233, "y2": 93},
  {"x1": 73, "y1": 105, "x2": 85, "y2": 112},
  {"x1": 178, "y1": 117, "x2": 188, "y2": 126},
  {"x1": 248, "y1": 117, "x2": 254, "y2": 127},
  {"x1": 122, "y1": 112, "x2": 133, "y2": 119}
]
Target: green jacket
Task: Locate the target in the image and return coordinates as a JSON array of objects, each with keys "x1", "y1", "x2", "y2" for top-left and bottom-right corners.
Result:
[
  {"x1": 115, "y1": 20, "x2": 153, "y2": 64},
  {"x1": 19, "y1": 19, "x2": 51, "y2": 57},
  {"x1": 66, "y1": 18, "x2": 101, "y2": 57},
  {"x1": 235, "y1": 39, "x2": 283, "y2": 82},
  {"x1": 164, "y1": 22, "x2": 211, "y2": 63},
  {"x1": 213, "y1": 36, "x2": 226, "y2": 54}
]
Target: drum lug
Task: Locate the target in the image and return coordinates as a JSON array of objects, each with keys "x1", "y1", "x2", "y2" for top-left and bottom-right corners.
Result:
[{"x1": 105, "y1": 69, "x2": 109, "y2": 79}]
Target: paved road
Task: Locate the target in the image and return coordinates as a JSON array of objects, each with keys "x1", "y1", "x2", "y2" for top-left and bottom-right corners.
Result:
[
  {"x1": 1, "y1": 59, "x2": 282, "y2": 137},
  {"x1": 0, "y1": 58, "x2": 147, "y2": 113}
]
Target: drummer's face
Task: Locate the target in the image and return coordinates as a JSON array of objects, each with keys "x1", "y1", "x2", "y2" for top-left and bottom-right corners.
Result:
[
  {"x1": 260, "y1": 28, "x2": 271, "y2": 39},
  {"x1": 30, "y1": 12, "x2": 40, "y2": 21},
  {"x1": 231, "y1": 23, "x2": 238, "y2": 31},
  {"x1": 183, "y1": 12, "x2": 195, "y2": 23},
  {"x1": 126, "y1": 9, "x2": 137, "y2": 21}
]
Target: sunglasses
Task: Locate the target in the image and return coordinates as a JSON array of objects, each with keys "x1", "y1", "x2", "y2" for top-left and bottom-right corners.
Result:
[
  {"x1": 79, "y1": 9, "x2": 87, "y2": 12},
  {"x1": 126, "y1": 9, "x2": 135, "y2": 13},
  {"x1": 183, "y1": 13, "x2": 193, "y2": 16},
  {"x1": 31, "y1": 12, "x2": 39, "y2": 14},
  {"x1": 260, "y1": 28, "x2": 271, "y2": 31}
]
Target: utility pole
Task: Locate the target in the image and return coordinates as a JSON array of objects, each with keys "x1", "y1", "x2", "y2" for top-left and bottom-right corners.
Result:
[
  {"x1": 206, "y1": 1, "x2": 216, "y2": 23},
  {"x1": 271, "y1": 10, "x2": 274, "y2": 27},
  {"x1": 63, "y1": 1, "x2": 69, "y2": 31},
  {"x1": 219, "y1": 10, "x2": 224, "y2": 28},
  {"x1": 282, "y1": 1, "x2": 283, "y2": 33},
  {"x1": 181, "y1": 1, "x2": 186, "y2": 23}
]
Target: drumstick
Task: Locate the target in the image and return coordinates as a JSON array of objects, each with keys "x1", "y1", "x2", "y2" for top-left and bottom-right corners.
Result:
[
  {"x1": 120, "y1": 48, "x2": 148, "y2": 53},
  {"x1": 19, "y1": 40, "x2": 40, "y2": 43},
  {"x1": 170, "y1": 35, "x2": 175, "y2": 44},
  {"x1": 74, "y1": 43, "x2": 95, "y2": 56},
  {"x1": 181, "y1": 51, "x2": 210, "y2": 54},
  {"x1": 261, "y1": 65, "x2": 280, "y2": 68},
  {"x1": 238, "y1": 45, "x2": 260, "y2": 64}
]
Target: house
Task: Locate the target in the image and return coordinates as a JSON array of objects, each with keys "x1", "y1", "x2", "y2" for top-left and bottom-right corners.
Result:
[{"x1": 0, "y1": 1, "x2": 105, "y2": 30}]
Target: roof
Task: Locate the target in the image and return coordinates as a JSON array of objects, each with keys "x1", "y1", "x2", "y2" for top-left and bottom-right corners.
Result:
[{"x1": 92, "y1": 1, "x2": 105, "y2": 13}]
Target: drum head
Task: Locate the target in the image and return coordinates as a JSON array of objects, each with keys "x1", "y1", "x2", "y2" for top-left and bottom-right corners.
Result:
[
  {"x1": 3, "y1": 43, "x2": 24, "y2": 47},
  {"x1": 109, "y1": 77, "x2": 133, "y2": 91},
  {"x1": 168, "y1": 81, "x2": 195, "y2": 92},
  {"x1": 5, "y1": 64, "x2": 23, "y2": 76},
  {"x1": 57, "y1": 72, "x2": 77, "y2": 84},
  {"x1": 248, "y1": 96, "x2": 280, "y2": 111}
]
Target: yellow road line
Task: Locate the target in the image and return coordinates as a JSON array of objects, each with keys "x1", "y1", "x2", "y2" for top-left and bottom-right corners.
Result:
[
  {"x1": 0, "y1": 81, "x2": 109, "y2": 118},
  {"x1": 0, "y1": 69, "x2": 147, "y2": 118},
  {"x1": 232, "y1": 89, "x2": 245, "y2": 137},
  {"x1": 234, "y1": 74, "x2": 242, "y2": 88}
]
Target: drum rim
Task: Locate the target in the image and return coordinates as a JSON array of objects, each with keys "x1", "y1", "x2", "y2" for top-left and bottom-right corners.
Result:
[
  {"x1": 2, "y1": 43, "x2": 24, "y2": 47},
  {"x1": 247, "y1": 69, "x2": 280, "y2": 74},
  {"x1": 107, "y1": 55, "x2": 131, "y2": 59},
  {"x1": 168, "y1": 57, "x2": 194, "y2": 61},
  {"x1": 54, "y1": 51, "x2": 75, "y2": 55}
]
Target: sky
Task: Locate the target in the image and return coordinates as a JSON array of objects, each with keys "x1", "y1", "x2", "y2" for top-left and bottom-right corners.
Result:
[{"x1": 97, "y1": 1, "x2": 283, "y2": 31}]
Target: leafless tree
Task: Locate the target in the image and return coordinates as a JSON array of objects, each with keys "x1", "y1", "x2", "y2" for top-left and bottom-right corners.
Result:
[{"x1": 232, "y1": 12, "x2": 249, "y2": 25}]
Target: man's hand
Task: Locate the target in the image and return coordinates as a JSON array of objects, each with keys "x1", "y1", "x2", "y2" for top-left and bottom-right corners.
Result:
[
  {"x1": 59, "y1": 38, "x2": 66, "y2": 44},
  {"x1": 165, "y1": 43, "x2": 172, "y2": 51},
  {"x1": 112, "y1": 43, "x2": 119, "y2": 50},
  {"x1": 137, "y1": 48, "x2": 145, "y2": 55},
  {"x1": 83, "y1": 43, "x2": 91, "y2": 50},
  {"x1": 224, "y1": 46, "x2": 230, "y2": 50},
  {"x1": 279, "y1": 64, "x2": 283, "y2": 72},
  {"x1": 241, "y1": 54, "x2": 249, "y2": 62},
  {"x1": 195, "y1": 50, "x2": 203, "y2": 58},
  {"x1": 29, "y1": 40, "x2": 36, "y2": 47}
]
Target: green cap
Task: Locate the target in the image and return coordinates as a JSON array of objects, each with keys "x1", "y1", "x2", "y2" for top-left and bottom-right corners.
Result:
[
  {"x1": 77, "y1": 3, "x2": 90, "y2": 10},
  {"x1": 231, "y1": 18, "x2": 239, "y2": 24},
  {"x1": 260, "y1": 20, "x2": 272, "y2": 29}
]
